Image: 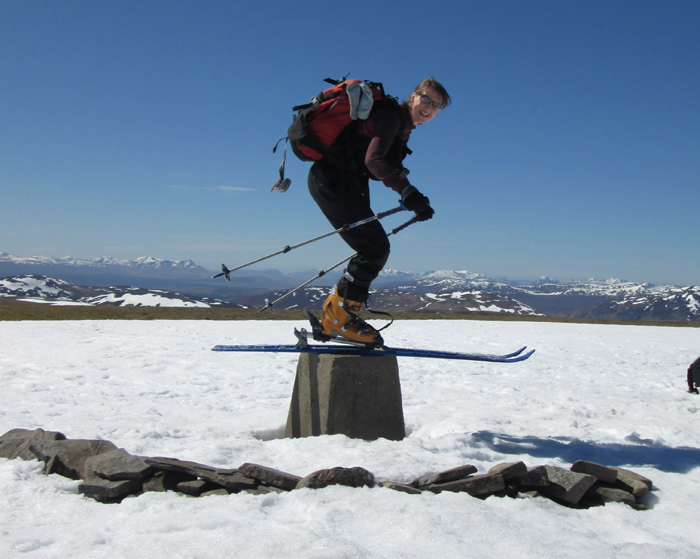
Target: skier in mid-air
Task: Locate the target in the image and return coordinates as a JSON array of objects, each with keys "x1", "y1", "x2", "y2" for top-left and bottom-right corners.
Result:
[{"x1": 308, "y1": 77, "x2": 451, "y2": 347}]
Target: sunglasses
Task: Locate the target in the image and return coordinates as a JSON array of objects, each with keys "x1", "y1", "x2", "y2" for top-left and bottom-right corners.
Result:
[{"x1": 417, "y1": 94, "x2": 443, "y2": 110}]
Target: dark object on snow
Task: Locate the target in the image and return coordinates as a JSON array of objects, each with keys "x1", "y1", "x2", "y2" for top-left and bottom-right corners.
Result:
[{"x1": 688, "y1": 355, "x2": 700, "y2": 394}]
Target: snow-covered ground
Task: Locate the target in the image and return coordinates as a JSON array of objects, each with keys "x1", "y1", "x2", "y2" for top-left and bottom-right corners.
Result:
[{"x1": 1, "y1": 319, "x2": 699, "y2": 558}]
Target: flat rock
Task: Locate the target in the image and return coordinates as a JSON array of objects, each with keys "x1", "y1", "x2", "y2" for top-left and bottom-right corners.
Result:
[
  {"x1": 201, "y1": 488, "x2": 230, "y2": 497},
  {"x1": 611, "y1": 467, "x2": 652, "y2": 498},
  {"x1": 590, "y1": 486, "x2": 636, "y2": 507},
  {"x1": 411, "y1": 464, "x2": 477, "y2": 488},
  {"x1": 0, "y1": 428, "x2": 66, "y2": 461},
  {"x1": 379, "y1": 481, "x2": 423, "y2": 495},
  {"x1": 296, "y1": 467, "x2": 375, "y2": 490},
  {"x1": 513, "y1": 465, "x2": 550, "y2": 487},
  {"x1": 144, "y1": 456, "x2": 256, "y2": 491},
  {"x1": 142, "y1": 472, "x2": 167, "y2": 493},
  {"x1": 142, "y1": 470, "x2": 198, "y2": 492},
  {"x1": 611, "y1": 467, "x2": 653, "y2": 489},
  {"x1": 570, "y1": 460, "x2": 617, "y2": 484},
  {"x1": 488, "y1": 461, "x2": 528, "y2": 481},
  {"x1": 144, "y1": 456, "x2": 218, "y2": 478},
  {"x1": 540, "y1": 466, "x2": 596, "y2": 505},
  {"x1": 30, "y1": 439, "x2": 118, "y2": 480},
  {"x1": 244, "y1": 486, "x2": 285, "y2": 495},
  {"x1": 215, "y1": 471, "x2": 257, "y2": 492},
  {"x1": 238, "y1": 463, "x2": 301, "y2": 491},
  {"x1": 85, "y1": 449, "x2": 154, "y2": 481},
  {"x1": 177, "y1": 479, "x2": 219, "y2": 496},
  {"x1": 494, "y1": 482, "x2": 521, "y2": 499},
  {"x1": 79, "y1": 477, "x2": 142, "y2": 503},
  {"x1": 429, "y1": 473, "x2": 505, "y2": 497}
]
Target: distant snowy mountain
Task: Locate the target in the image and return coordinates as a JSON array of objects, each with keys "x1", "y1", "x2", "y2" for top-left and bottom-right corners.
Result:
[
  {"x1": 0, "y1": 275, "x2": 230, "y2": 308},
  {"x1": 573, "y1": 285, "x2": 700, "y2": 322},
  {"x1": 0, "y1": 276, "x2": 82, "y2": 301},
  {"x1": 377, "y1": 269, "x2": 489, "y2": 286},
  {"x1": 238, "y1": 285, "x2": 544, "y2": 316},
  {"x1": 0, "y1": 252, "x2": 205, "y2": 271},
  {"x1": 374, "y1": 269, "x2": 698, "y2": 322},
  {"x1": 0, "y1": 253, "x2": 217, "y2": 297},
  {"x1": 2, "y1": 253, "x2": 697, "y2": 321},
  {"x1": 382, "y1": 269, "x2": 653, "y2": 298},
  {"x1": 0, "y1": 253, "x2": 304, "y2": 298},
  {"x1": 513, "y1": 278, "x2": 652, "y2": 298},
  {"x1": 370, "y1": 288, "x2": 543, "y2": 316}
]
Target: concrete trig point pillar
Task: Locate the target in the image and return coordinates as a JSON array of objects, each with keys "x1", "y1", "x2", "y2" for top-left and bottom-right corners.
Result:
[{"x1": 284, "y1": 353, "x2": 405, "y2": 441}]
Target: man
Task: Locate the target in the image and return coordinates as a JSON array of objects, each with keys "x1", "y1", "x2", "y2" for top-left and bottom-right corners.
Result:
[{"x1": 308, "y1": 77, "x2": 451, "y2": 347}]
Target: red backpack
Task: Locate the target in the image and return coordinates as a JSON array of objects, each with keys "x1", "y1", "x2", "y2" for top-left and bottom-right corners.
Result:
[{"x1": 272, "y1": 77, "x2": 395, "y2": 192}]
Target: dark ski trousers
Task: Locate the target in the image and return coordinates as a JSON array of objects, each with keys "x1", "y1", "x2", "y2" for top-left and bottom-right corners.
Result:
[{"x1": 308, "y1": 160, "x2": 390, "y2": 302}]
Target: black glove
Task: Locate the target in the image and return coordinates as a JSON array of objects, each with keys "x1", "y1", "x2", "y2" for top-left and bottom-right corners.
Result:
[{"x1": 401, "y1": 187, "x2": 435, "y2": 221}]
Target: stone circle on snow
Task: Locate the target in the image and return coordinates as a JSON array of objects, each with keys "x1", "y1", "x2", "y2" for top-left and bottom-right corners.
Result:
[{"x1": 0, "y1": 427, "x2": 653, "y2": 510}]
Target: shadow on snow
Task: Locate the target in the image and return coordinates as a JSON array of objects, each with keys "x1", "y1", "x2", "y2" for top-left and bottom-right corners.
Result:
[{"x1": 471, "y1": 431, "x2": 700, "y2": 474}]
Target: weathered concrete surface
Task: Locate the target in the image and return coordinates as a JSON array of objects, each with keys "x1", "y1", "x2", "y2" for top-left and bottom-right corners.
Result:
[{"x1": 285, "y1": 354, "x2": 405, "y2": 441}]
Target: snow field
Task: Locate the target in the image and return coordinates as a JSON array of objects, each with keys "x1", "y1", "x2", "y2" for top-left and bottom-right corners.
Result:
[{"x1": 1, "y1": 319, "x2": 699, "y2": 558}]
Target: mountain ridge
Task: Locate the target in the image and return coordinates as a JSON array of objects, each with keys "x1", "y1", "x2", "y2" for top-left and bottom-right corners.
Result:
[
  {"x1": 1, "y1": 253, "x2": 698, "y2": 322},
  {"x1": 0, "y1": 252, "x2": 203, "y2": 271}
]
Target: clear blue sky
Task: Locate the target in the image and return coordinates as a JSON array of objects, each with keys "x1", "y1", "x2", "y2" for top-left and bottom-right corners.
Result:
[{"x1": 1, "y1": 0, "x2": 698, "y2": 285}]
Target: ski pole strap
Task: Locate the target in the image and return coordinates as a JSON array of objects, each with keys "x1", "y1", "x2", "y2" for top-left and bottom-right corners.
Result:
[{"x1": 271, "y1": 137, "x2": 291, "y2": 193}]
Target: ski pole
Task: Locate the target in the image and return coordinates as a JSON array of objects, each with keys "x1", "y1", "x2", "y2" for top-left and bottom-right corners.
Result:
[
  {"x1": 213, "y1": 205, "x2": 407, "y2": 280},
  {"x1": 258, "y1": 255, "x2": 353, "y2": 313},
  {"x1": 258, "y1": 215, "x2": 420, "y2": 312}
]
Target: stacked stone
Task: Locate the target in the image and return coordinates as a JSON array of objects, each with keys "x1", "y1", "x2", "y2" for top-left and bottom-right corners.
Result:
[
  {"x1": 1, "y1": 428, "x2": 652, "y2": 509},
  {"x1": 0, "y1": 429, "x2": 303, "y2": 503},
  {"x1": 383, "y1": 460, "x2": 652, "y2": 510}
]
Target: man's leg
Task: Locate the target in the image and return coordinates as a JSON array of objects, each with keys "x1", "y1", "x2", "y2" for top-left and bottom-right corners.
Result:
[
  {"x1": 307, "y1": 163, "x2": 389, "y2": 345},
  {"x1": 308, "y1": 163, "x2": 390, "y2": 301}
]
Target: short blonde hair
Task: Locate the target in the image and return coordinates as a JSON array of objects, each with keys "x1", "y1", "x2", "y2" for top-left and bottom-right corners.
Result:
[{"x1": 414, "y1": 78, "x2": 451, "y2": 109}]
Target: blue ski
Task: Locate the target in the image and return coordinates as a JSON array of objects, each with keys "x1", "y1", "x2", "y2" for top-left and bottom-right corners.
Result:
[{"x1": 212, "y1": 342, "x2": 534, "y2": 363}]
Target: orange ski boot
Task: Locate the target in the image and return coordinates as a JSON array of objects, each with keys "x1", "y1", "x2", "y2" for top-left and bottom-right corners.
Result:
[{"x1": 319, "y1": 286, "x2": 384, "y2": 348}]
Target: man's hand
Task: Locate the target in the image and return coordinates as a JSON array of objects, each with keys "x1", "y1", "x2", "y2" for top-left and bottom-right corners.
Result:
[{"x1": 402, "y1": 187, "x2": 435, "y2": 221}]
